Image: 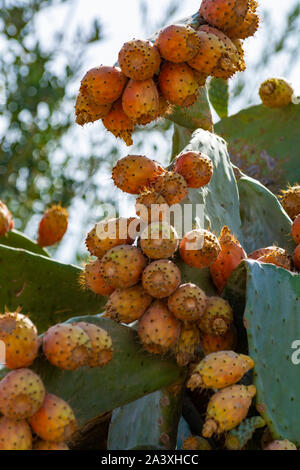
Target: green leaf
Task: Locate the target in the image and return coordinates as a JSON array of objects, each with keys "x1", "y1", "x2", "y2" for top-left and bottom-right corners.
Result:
[
  {"x1": 208, "y1": 78, "x2": 229, "y2": 119},
  {"x1": 0, "y1": 230, "x2": 49, "y2": 257}
]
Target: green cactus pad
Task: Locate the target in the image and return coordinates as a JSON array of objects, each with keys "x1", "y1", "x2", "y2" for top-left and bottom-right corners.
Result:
[
  {"x1": 208, "y1": 78, "x2": 229, "y2": 119},
  {"x1": 225, "y1": 416, "x2": 266, "y2": 450},
  {"x1": 0, "y1": 230, "x2": 49, "y2": 257}
]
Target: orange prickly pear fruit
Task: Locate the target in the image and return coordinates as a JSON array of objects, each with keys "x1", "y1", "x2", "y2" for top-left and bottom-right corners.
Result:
[
  {"x1": 202, "y1": 384, "x2": 256, "y2": 438},
  {"x1": 157, "y1": 24, "x2": 200, "y2": 63},
  {"x1": 226, "y1": 9, "x2": 260, "y2": 40},
  {"x1": 112, "y1": 155, "x2": 165, "y2": 195},
  {"x1": 294, "y1": 244, "x2": 300, "y2": 271},
  {"x1": 100, "y1": 245, "x2": 147, "y2": 289},
  {"x1": 179, "y1": 229, "x2": 221, "y2": 269},
  {"x1": 0, "y1": 369, "x2": 45, "y2": 420},
  {"x1": 74, "y1": 322, "x2": 113, "y2": 368},
  {"x1": 168, "y1": 283, "x2": 207, "y2": 323},
  {"x1": 138, "y1": 300, "x2": 181, "y2": 355},
  {"x1": 259, "y1": 78, "x2": 294, "y2": 108},
  {"x1": 248, "y1": 246, "x2": 279, "y2": 260},
  {"x1": 102, "y1": 98, "x2": 134, "y2": 146},
  {"x1": 201, "y1": 325, "x2": 237, "y2": 355},
  {"x1": 85, "y1": 217, "x2": 136, "y2": 259},
  {"x1": 264, "y1": 440, "x2": 297, "y2": 450},
  {"x1": 118, "y1": 39, "x2": 161, "y2": 81},
  {"x1": 80, "y1": 259, "x2": 115, "y2": 296},
  {"x1": 42, "y1": 323, "x2": 92, "y2": 370},
  {"x1": 174, "y1": 152, "x2": 213, "y2": 189},
  {"x1": 34, "y1": 440, "x2": 69, "y2": 450},
  {"x1": 256, "y1": 247, "x2": 292, "y2": 271},
  {"x1": 198, "y1": 297, "x2": 233, "y2": 336},
  {"x1": 188, "y1": 28, "x2": 225, "y2": 76},
  {"x1": 0, "y1": 309, "x2": 39, "y2": 369},
  {"x1": 142, "y1": 259, "x2": 181, "y2": 299},
  {"x1": 0, "y1": 201, "x2": 14, "y2": 237},
  {"x1": 122, "y1": 78, "x2": 160, "y2": 125},
  {"x1": 75, "y1": 90, "x2": 111, "y2": 126},
  {"x1": 80, "y1": 66, "x2": 127, "y2": 105},
  {"x1": 174, "y1": 325, "x2": 201, "y2": 367},
  {"x1": 105, "y1": 284, "x2": 152, "y2": 324},
  {"x1": 210, "y1": 226, "x2": 247, "y2": 293},
  {"x1": 0, "y1": 417, "x2": 32, "y2": 450},
  {"x1": 279, "y1": 184, "x2": 300, "y2": 220},
  {"x1": 37, "y1": 205, "x2": 68, "y2": 247},
  {"x1": 135, "y1": 189, "x2": 169, "y2": 224},
  {"x1": 291, "y1": 214, "x2": 300, "y2": 244},
  {"x1": 187, "y1": 351, "x2": 254, "y2": 390},
  {"x1": 29, "y1": 393, "x2": 77, "y2": 442},
  {"x1": 182, "y1": 435, "x2": 211, "y2": 450},
  {"x1": 140, "y1": 222, "x2": 179, "y2": 260},
  {"x1": 158, "y1": 62, "x2": 199, "y2": 107},
  {"x1": 153, "y1": 171, "x2": 188, "y2": 205},
  {"x1": 199, "y1": 0, "x2": 249, "y2": 32}
]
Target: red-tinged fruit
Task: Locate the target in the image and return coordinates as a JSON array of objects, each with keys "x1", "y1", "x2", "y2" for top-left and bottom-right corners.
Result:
[
  {"x1": 248, "y1": 246, "x2": 279, "y2": 260},
  {"x1": 168, "y1": 283, "x2": 207, "y2": 323},
  {"x1": 154, "y1": 171, "x2": 188, "y2": 205},
  {"x1": 100, "y1": 245, "x2": 147, "y2": 289},
  {"x1": 29, "y1": 393, "x2": 77, "y2": 442},
  {"x1": 80, "y1": 259, "x2": 115, "y2": 296},
  {"x1": 175, "y1": 325, "x2": 201, "y2": 367},
  {"x1": 43, "y1": 323, "x2": 92, "y2": 370},
  {"x1": 294, "y1": 244, "x2": 300, "y2": 271},
  {"x1": 34, "y1": 440, "x2": 69, "y2": 450},
  {"x1": 122, "y1": 78, "x2": 160, "y2": 125},
  {"x1": 75, "y1": 91, "x2": 111, "y2": 126},
  {"x1": 158, "y1": 62, "x2": 199, "y2": 107},
  {"x1": 140, "y1": 222, "x2": 179, "y2": 259},
  {"x1": 257, "y1": 248, "x2": 292, "y2": 271},
  {"x1": 264, "y1": 440, "x2": 297, "y2": 451},
  {"x1": 226, "y1": 9, "x2": 260, "y2": 40},
  {"x1": 198, "y1": 297, "x2": 233, "y2": 336},
  {"x1": 142, "y1": 259, "x2": 181, "y2": 299},
  {"x1": 37, "y1": 205, "x2": 68, "y2": 247},
  {"x1": 119, "y1": 39, "x2": 161, "y2": 80},
  {"x1": 105, "y1": 285, "x2": 152, "y2": 324},
  {"x1": 112, "y1": 155, "x2": 165, "y2": 195},
  {"x1": 279, "y1": 184, "x2": 300, "y2": 220},
  {"x1": 0, "y1": 369, "x2": 45, "y2": 420},
  {"x1": 202, "y1": 384, "x2": 256, "y2": 438},
  {"x1": 135, "y1": 189, "x2": 169, "y2": 223},
  {"x1": 0, "y1": 417, "x2": 32, "y2": 450},
  {"x1": 0, "y1": 309, "x2": 38, "y2": 369},
  {"x1": 174, "y1": 151, "x2": 213, "y2": 188},
  {"x1": 102, "y1": 99, "x2": 134, "y2": 146},
  {"x1": 0, "y1": 201, "x2": 14, "y2": 237},
  {"x1": 180, "y1": 229, "x2": 221, "y2": 269},
  {"x1": 138, "y1": 301, "x2": 181, "y2": 354},
  {"x1": 201, "y1": 325, "x2": 237, "y2": 355},
  {"x1": 74, "y1": 322, "x2": 113, "y2": 368},
  {"x1": 157, "y1": 24, "x2": 200, "y2": 63},
  {"x1": 259, "y1": 78, "x2": 294, "y2": 108},
  {"x1": 188, "y1": 28, "x2": 225, "y2": 76},
  {"x1": 291, "y1": 214, "x2": 300, "y2": 244},
  {"x1": 80, "y1": 66, "x2": 127, "y2": 105},
  {"x1": 199, "y1": 0, "x2": 249, "y2": 32},
  {"x1": 187, "y1": 351, "x2": 254, "y2": 390},
  {"x1": 210, "y1": 226, "x2": 247, "y2": 293}
]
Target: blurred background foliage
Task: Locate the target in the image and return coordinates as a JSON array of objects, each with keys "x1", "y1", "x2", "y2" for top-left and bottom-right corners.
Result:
[{"x1": 0, "y1": 0, "x2": 299, "y2": 263}]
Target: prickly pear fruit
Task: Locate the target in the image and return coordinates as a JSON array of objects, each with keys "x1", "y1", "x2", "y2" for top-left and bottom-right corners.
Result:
[
  {"x1": 210, "y1": 226, "x2": 247, "y2": 293},
  {"x1": 0, "y1": 417, "x2": 32, "y2": 450},
  {"x1": 122, "y1": 78, "x2": 160, "y2": 125},
  {"x1": 199, "y1": 0, "x2": 249, "y2": 32},
  {"x1": 80, "y1": 259, "x2": 115, "y2": 296},
  {"x1": 264, "y1": 440, "x2": 297, "y2": 450},
  {"x1": 168, "y1": 283, "x2": 207, "y2": 323},
  {"x1": 158, "y1": 62, "x2": 199, "y2": 107},
  {"x1": 187, "y1": 28, "x2": 224, "y2": 76},
  {"x1": 42, "y1": 323, "x2": 92, "y2": 370},
  {"x1": 29, "y1": 393, "x2": 77, "y2": 442},
  {"x1": 142, "y1": 259, "x2": 181, "y2": 299},
  {"x1": 248, "y1": 246, "x2": 280, "y2": 260},
  {"x1": 0, "y1": 201, "x2": 14, "y2": 237},
  {"x1": 119, "y1": 39, "x2": 161, "y2": 81},
  {"x1": 37, "y1": 205, "x2": 68, "y2": 247},
  {"x1": 135, "y1": 189, "x2": 169, "y2": 223},
  {"x1": 174, "y1": 325, "x2": 200, "y2": 367},
  {"x1": 112, "y1": 155, "x2": 165, "y2": 195},
  {"x1": 138, "y1": 301, "x2": 181, "y2": 354},
  {"x1": 34, "y1": 440, "x2": 69, "y2": 450},
  {"x1": 74, "y1": 322, "x2": 113, "y2": 368},
  {"x1": 153, "y1": 171, "x2": 188, "y2": 205},
  {"x1": 279, "y1": 184, "x2": 300, "y2": 220},
  {"x1": 105, "y1": 284, "x2": 152, "y2": 324},
  {"x1": 202, "y1": 384, "x2": 256, "y2": 438},
  {"x1": 157, "y1": 24, "x2": 200, "y2": 63},
  {"x1": 0, "y1": 369, "x2": 45, "y2": 420},
  {"x1": 182, "y1": 436, "x2": 211, "y2": 450},
  {"x1": 80, "y1": 66, "x2": 127, "y2": 105},
  {"x1": 180, "y1": 229, "x2": 221, "y2": 269},
  {"x1": 100, "y1": 245, "x2": 147, "y2": 289},
  {"x1": 294, "y1": 244, "x2": 300, "y2": 271},
  {"x1": 291, "y1": 214, "x2": 300, "y2": 244},
  {"x1": 198, "y1": 297, "x2": 233, "y2": 336},
  {"x1": 102, "y1": 99, "x2": 134, "y2": 146},
  {"x1": 201, "y1": 325, "x2": 237, "y2": 355},
  {"x1": 259, "y1": 78, "x2": 294, "y2": 108},
  {"x1": 174, "y1": 152, "x2": 213, "y2": 188},
  {"x1": 225, "y1": 415, "x2": 266, "y2": 450},
  {"x1": 256, "y1": 247, "x2": 292, "y2": 271},
  {"x1": 226, "y1": 9, "x2": 259, "y2": 40},
  {"x1": 85, "y1": 217, "x2": 136, "y2": 259},
  {"x1": 0, "y1": 309, "x2": 39, "y2": 369},
  {"x1": 187, "y1": 351, "x2": 254, "y2": 390},
  {"x1": 140, "y1": 222, "x2": 179, "y2": 259},
  {"x1": 75, "y1": 91, "x2": 111, "y2": 125}
]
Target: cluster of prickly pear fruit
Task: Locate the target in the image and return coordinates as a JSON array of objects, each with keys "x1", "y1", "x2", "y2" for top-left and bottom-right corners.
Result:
[{"x1": 75, "y1": 0, "x2": 259, "y2": 145}]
